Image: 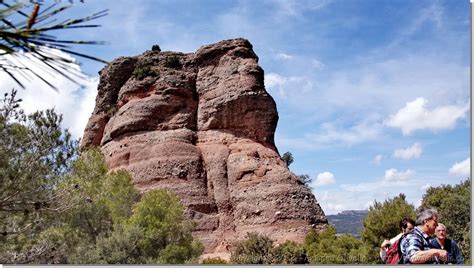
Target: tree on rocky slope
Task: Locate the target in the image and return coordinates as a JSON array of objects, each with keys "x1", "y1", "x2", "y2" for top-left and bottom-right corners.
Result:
[{"x1": 281, "y1": 152, "x2": 294, "y2": 167}]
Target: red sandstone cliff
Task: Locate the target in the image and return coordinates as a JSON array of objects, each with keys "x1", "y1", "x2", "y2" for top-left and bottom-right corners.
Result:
[{"x1": 81, "y1": 38, "x2": 327, "y2": 257}]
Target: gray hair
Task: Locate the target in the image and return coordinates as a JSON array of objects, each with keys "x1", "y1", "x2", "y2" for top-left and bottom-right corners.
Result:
[
  {"x1": 415, "y1": 207, "x2": 438, "y2": 226},
  {"x1": 436, "y1": 223, "x2": 447, "y2": 231}
]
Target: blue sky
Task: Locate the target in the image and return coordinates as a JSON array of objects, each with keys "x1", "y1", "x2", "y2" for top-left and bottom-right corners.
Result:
[{"x1": 0, "y1": 0, "x2": 470, "y2": 214}]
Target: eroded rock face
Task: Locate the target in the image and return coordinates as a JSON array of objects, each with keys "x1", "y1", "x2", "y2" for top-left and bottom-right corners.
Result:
[{"x1": 82, "y1": 38, "x2": 327, "y2": 256}]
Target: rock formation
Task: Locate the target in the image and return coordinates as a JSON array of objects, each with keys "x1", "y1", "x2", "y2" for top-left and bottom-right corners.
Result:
[{"x1": 82, "y1": 38, "x2": 327, "y2": 257}]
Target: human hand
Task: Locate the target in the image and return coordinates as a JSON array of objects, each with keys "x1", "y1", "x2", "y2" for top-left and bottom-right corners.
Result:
[
  {"x1": 436, "y1": 249, "x2": 448, "y2": 262},
  {"x1": 380, "y1": 240, "x2": 390, "y2": 249}
]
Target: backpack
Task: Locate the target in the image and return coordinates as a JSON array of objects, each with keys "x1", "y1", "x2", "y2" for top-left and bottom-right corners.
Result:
[{"x1": 385, "y1": 236, "x2": 403, "y2": 264}]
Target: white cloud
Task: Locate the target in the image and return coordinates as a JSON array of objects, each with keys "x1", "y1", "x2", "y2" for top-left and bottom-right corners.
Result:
[
  {"x1": 303, "y1": 54, "x2": 470, "y2": 124},
  {"x1": 314, "y1": 171, "x2": 336, "y2": 186},
  {"x1": 384, "y1": 168, "x2": 415, "y2": 182},
  {"x1": 449, "y1": 158, "x2": 470, "y2": 177},
  {"x1": 311, "y1": 59, "x2": 325, "y2": 70},
  {"x1": 340, "y1": 179, "x2": 412, "y2": 193},
  {"x1": 420, "y1": 183, "x2": 431, "y2": 191},
  {"x1": 265, "y1": 73, "x2": 287, "y2": 97},
  {"x1": 0, "y1": 49, "x2": 99, "y2": 139},
  {"x1": 278, "y1": 119, "x2": 383, "y2": 151},
  {"x1": 72, "y1": 82, "x2": 100, "y2": 138},
  {"x1": 272, "y1": 0, "x2": 333, "y2": 17},
  {"x1": 372, "y1": 154, "x2": 383, "y2": 165},
  {"x1": 264, "y1": 73, "x2": 313, "y2": 98},
  {"x1": 307, "y1": 120, "x2": 382, "y2": 147},
  {"x1": 393, "y1": 143, "x2": 423, "y2": 160},
  {"x1": 385, "y1": 98, "x2": 469, "y2": 135},
  {"x1": 265, "y1": 73, "x2": 287, "y2": 88},
  {"x1": 275, "y1": 53, "x2": 293, "y2": 60}
]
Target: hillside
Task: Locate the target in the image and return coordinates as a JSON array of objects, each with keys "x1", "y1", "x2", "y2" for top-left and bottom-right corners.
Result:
[{"x1": 327, "y1": 210, "x2": 368, "y2": 238}]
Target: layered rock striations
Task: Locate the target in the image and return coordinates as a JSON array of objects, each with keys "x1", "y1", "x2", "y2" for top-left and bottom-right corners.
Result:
[{"x1": 82, "y1": 38, "x2": 327, "y2": 256}]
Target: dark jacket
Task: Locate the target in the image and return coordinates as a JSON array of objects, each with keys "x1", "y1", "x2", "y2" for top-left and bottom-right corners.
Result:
[{"x1": 429, "y1": 238, "x2": 464, "y2": 264}]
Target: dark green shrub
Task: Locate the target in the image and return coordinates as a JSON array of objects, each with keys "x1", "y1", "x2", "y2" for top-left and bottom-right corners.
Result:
[
  {"x1": 127, "y1": 189, "x2": 203, "y2": 264},
  {"x1": 230, "y1": 233, "x2": 273, "y2": 264},
  {"x1": 271, "y1": 240, "x2": 308, "y2": 264},
  {"x1": 132, "y1": 58, "x2": 157, "y2": 80},
  {"x1": 201, "y1": 257, "x2": 228, "y2": 264},
  {"x1": 305, "y1": 226, "x2": 368, "y2": 264},
  {"x1": 151, "y1": 44, "x2": 161, "y2": 52},
  {"x1": 132, "y1": 63, "x2": 152, "y2": 80},
  {"x1": 164, "y1": 55, "x2": 181, "y2": 69},
  {"x1": 281, "y1": 151, "x2": 294, "y2": 166},
  {"x1": 106, "y1": 106, "x2": 117, "y2": 117}
]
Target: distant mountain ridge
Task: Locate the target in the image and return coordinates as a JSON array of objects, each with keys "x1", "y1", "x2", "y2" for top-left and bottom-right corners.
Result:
[{"x1": 327, "y1": 210, "x2": 368, "y2": 238}]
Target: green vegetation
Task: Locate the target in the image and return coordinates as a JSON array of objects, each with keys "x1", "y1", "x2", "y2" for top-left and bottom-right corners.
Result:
[
  {"x1": 281, "y1": 151, "x2": 312, "y2": 186},
  {"x1": 281, "y1": 151, "x2": 294, "y2": 166},
  {"x1": 0, "y1": 91, "x2": 470, "y2": 264},
  {"x1": 271, "y1": 240, "x2": 307, "y2": 264},
  {"x1": 106, "y1": 105, "x2": 117, "y2": 117},
  {"x1": 305, "y1": 226, "x2": 370, "y2": 264},
  {"x1": 151, "y1": 45, "x2": 161, "y2": 52},
  {"x1": 230, "y1": 233, "x2": 308, "y2": 264},
  {"x1": 422, "y1": 179, "x2": 471, "y2": 263},
  {"x1": 0, "y1": 91, "x2": 203, "y2": 264},
  {"x1": 0, "y1": 89, "x2": 78, "y2": 263},
  {"x1": 297, "y1": 174, "x2": 312, "y2": 187},
  {"x1": 132, "y1": 60, "x2": 155, "y2": 80},
  {"x1": 127, "y1": 190, "x2": 203, "y2": 264},
  {"x1": 164, "y1": 55, "x2": 182, "y2": 69},
  {"x1": 230, "y1": 232, "x2": 274, "y2": 264},
  {"x1": 201, "y1": 257, "x2": 228, "y2": 264},
  {"x1": 361, "y1": 193, "x2": 416, "y2": 263},
  {"x1": 229, "y1": 228, "x2": 366, "y2": 264},
  {"x1": 228, "y1": 178, "x2": 470, "y2": 265}
]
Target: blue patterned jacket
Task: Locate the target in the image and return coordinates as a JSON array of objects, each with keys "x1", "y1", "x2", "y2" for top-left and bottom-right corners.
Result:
[{"x1": 401, "y1": 226, "x2": 439, "y2": 264}]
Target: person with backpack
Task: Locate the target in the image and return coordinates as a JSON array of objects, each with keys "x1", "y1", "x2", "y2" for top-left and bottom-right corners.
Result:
[
  {"x1": 401, "y1": 207, "x2": 448, "y2": 264},
  {"x1": 379, "y1": 217, "x2": 415, "y2": 264},
  {"x1": 429, "y1": 223, "x2": 464, "y2": 264}
]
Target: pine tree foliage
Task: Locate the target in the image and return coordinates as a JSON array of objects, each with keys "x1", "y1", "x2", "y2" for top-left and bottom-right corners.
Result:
[
  {"x1": 0, "y1": 0, "x2": 107, "y2": 89},
  {"x1": 359, "y1": 193, "x2": 416, "y2": 263},
  {"x1": 361, "y1": 194, "x2": 415, "y2": 248},
  {"x1": 0, "y1": 95, "x2": 203, "y2": 263},
  {"x1": 0, "y1": 89, "x2": 78, "y2": 256}
]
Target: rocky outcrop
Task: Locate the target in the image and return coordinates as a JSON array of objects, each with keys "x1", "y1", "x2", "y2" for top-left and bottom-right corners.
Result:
[{"x1": 82, "y1": 38, "x2": 327, "y2": 256}]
